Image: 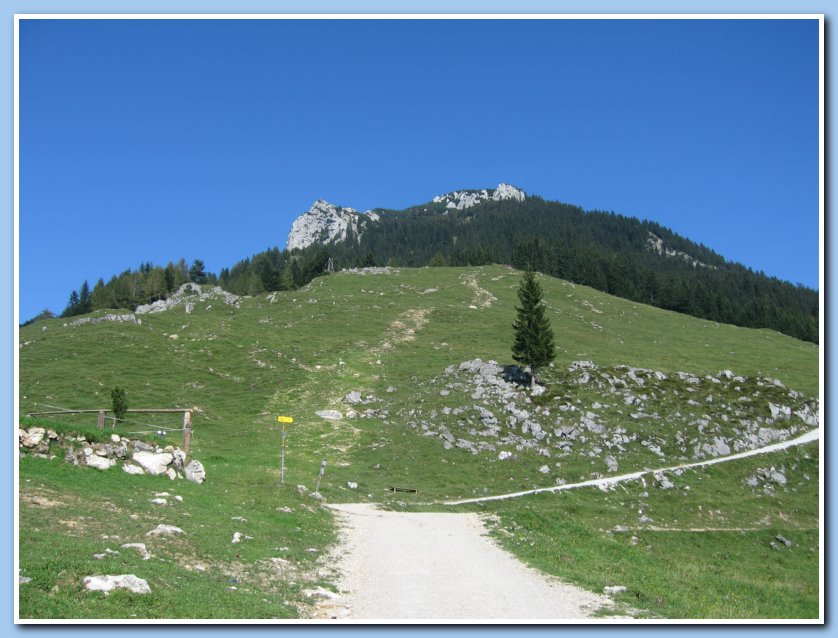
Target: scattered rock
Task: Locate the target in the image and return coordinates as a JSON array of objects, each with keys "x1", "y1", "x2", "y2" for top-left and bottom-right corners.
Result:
[
  {"x1": 653, "y1": 471, "x2": 675, "y2": 490},
  {"x1": 132, "y1": 451, "x2": 174, "y2": 476},
  {"x1": 770, "y1": 469, "x2": 788, "y2": 486},
  {"x1": 304, "y1": 587, "x2": 341, "y2": 600},
  {"x1": 145, "y1": 524, "x2": 184, "y2": 537},
  {"x1": 316, "y1": 410, "x2": 343, "y2": 421},
  {"x1": 768, "y1": 403, "x2": 791, "y2": 421},
  {"x1": 184, "y1": 459, "x2": 206, "y2": 484},
  {"x1": 83, "y1": 574, "x2": 151, "y2": 595},
  {"x1": 150, "y1": 498, "x2": 167, "y2": 506},
  {"x1": 135, "y1": 282, "x2": 239, "y2": 315},
  {"x1": 64, "y1": 447, "x2": 79, "y2": 466},
  {"x1": 171, "y1": 449, "x2": 187, "y2": 470},
  {"x1": 121, "y1": 463, "x2": 144, "y2": 475},
  {"x1": 701, "y1": 437, "x2": 731, "y2": 458},
  {"x1": 20, "y1": 427, "x2": 46, "y2": 448},
  {"x1": 85, "y1": 455, "x2": 116, "y2": 471},
  {"x1": 604, "y1": 585, "x2": 627, "y2": 596},
  {"x1": 71, "y1": 313, "x2": 140, "y2": 327},
  {"x1": 120, "y1": 543, "x2": 151, "y2": 560},
  {"x1": 347, "y1": 482, "x2": 358, "y2": 490}
]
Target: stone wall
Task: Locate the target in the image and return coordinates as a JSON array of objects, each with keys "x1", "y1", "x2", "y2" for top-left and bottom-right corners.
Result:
[{"x1": 18, "y1": 426, "x2": 205, "y2": 483}]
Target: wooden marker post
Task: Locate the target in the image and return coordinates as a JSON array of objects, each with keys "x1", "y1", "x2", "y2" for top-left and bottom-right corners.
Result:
[
  {"x1": 182, "y1": 410, "x2": 193, "y2": 456},
  {"x1": 277, "y1": 416, "x2": 294, "y2": 484},
  {"x1": 96, "y1": 411, "x2": 106, "y2": 430}
]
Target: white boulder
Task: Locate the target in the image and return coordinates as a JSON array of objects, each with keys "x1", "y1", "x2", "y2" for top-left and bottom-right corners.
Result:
[
  {"x1": 132, "y1": 451, "x2": 173, "y2": 476},
  {"x1": 122, "y1": 463, "x2": 145, "y2": 475},
  {"x1": 83, "y1": 574, "x2": 151, "y2": 595},
  {"x1": 184, "y1": 459, "x2": 206, "y2": 484},
  {"x1": 146, "y1": 524, "x2": 184, "y2": 537},
  {"x1": 85, "y1": 455, "x2": 116, "y2": 471},
  {"x1": 20, "y1": 427, "x2": 46, "y2": 448}
]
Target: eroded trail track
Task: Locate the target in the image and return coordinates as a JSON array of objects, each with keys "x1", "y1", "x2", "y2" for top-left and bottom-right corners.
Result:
[{"x1": 315, "y1": 503, "x2": 615, "y2": 621}]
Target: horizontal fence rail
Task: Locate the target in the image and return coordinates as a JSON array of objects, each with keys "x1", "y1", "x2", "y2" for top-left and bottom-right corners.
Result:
[{"x1": 23, "y1": 407, "x2": 194, "y2": 455}]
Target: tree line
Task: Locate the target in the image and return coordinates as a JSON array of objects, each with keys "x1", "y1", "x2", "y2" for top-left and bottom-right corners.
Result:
[
  {"x1": 39, "y1": 196, "x2": 818, "y2": 344},
  {"x1": 56, "y1": 259, "x2": 214, "y2": 319}
]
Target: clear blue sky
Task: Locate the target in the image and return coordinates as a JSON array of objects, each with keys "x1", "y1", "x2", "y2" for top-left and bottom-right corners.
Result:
[{"x1": 19, "y1": 17, "x2": 819, "y2": 320}]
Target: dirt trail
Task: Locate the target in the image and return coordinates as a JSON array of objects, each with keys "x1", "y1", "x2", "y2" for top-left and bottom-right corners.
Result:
[{"x1": 315, "y1": 503, "x2": 616, "y2": 621}]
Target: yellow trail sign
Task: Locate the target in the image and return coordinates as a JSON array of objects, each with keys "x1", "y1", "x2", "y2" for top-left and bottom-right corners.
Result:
[{"x1": 277, "y1": 416, "x2": 294, "y2": 424}]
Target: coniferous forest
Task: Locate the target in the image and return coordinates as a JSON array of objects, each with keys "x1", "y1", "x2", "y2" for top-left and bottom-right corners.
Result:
[{"x1": 45, "y1": 196, "x2": 818, "y2": 344}]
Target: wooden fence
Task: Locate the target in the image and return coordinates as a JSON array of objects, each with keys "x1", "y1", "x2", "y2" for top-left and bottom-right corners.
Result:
[{"x1": 25, "y1": 408, "x2": 194, "y2": 455}]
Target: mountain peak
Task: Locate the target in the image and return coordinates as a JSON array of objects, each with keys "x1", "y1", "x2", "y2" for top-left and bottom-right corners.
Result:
[
  {"x1": 287, "y1": 199, "x2": 361, "y2": 251},
  {"x1": 432, "y1": 183, "x2": 526, "y2": 210},
  {"x1": 287, "y1": 183, "x2": 527, "y2": 251}
]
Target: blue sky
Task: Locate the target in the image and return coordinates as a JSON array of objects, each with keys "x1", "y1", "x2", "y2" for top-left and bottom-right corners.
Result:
[{"x1": 19, "y1": 17, "x2": 819, "y2": 321}]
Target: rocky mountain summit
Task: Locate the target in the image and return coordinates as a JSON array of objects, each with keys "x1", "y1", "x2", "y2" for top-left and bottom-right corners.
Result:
[
  {"x1": 286, "y1": 183, "x2": 525, "y2": 251},
  {"x1": 430, "y1": 183, "x2": 526, "y2": 210},
  {"x1": 287, "y1": 200, "x2": 374, "y2": 251}
]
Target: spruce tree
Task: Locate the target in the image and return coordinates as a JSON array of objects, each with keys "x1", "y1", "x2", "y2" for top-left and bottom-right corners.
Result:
[
  {"x1": 79, "y1": 280, "x2": 92, "y2": 314},
  {"x1": 512, "y1": 269, "x2": 555, "y2": 388},
  {"x1": 111, "y1": 386, "x2": 128, "y2": 423},
  {"x1": 189, "y1": 259, "x2": 208, "y2": 284}
]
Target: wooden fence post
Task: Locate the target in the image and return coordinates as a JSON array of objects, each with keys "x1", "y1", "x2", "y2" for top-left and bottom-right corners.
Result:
[
  {"x1": 96, "y1": 411, "x2": 106, "y2": 429},
  {"x1": 182, "y1": 410, "x2": 193, "y2": 456}
]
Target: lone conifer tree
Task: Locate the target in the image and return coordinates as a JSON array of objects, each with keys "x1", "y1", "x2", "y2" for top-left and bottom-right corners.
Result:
[
  {"x1": 111, "y1": 386, "x2": 128, "y2": 423},
  {"x1": 512, "y1": 269, "x2": 555, "y2": 388}
]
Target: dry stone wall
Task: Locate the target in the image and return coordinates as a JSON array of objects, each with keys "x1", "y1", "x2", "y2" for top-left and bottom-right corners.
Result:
[{"x1": 18, "y1": 427, "x2": 205, "y2": 483}]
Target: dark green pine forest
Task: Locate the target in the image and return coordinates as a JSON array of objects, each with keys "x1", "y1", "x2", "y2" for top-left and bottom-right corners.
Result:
[{"x1": 46, "y1": 195, "x2": 819, "y2": 344}]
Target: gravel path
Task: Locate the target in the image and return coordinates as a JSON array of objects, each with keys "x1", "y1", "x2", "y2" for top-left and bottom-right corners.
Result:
[
  {"x1": 317, "y1": 503, "x2": 615, "y2": 621},
  {"x1": 312, "y1": 428, "x2": 820, "y2": 620}
]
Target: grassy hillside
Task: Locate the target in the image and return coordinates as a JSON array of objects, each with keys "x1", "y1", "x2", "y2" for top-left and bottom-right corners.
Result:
[{"x1": 18, "y1": 266, "x2": 820, "y2": 619}]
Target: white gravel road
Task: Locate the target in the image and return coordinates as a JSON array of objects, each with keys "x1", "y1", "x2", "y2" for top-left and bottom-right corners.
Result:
[
  {"x1": 319, "y1": 503, "x2": 615, "y2": 621},
  {"x1": 312, "y1": 427, "x2": 819, "y2": 621}
]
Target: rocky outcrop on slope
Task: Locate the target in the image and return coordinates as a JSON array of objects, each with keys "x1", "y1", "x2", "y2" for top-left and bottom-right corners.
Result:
[
  {"x1": 392, "y1": 359, "x2": 818, "y2": 481},
  {"x1": 135, "y1": 282, "x2": 239, "y2": 315}
]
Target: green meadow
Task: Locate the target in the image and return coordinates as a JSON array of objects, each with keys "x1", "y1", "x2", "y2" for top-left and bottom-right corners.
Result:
[{"x1": 17, "y1": 266, "x2": 820, "y2": 619}]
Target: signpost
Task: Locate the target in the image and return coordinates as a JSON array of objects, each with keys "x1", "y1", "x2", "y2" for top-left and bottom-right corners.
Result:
[{"x1": 277, "y1": 416, "x2": 293, "y2": 484}]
